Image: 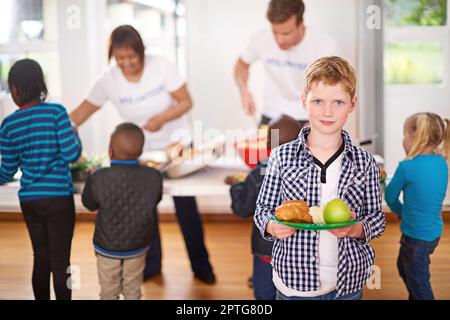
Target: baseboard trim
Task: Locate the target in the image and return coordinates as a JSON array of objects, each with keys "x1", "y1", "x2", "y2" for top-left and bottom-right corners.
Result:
[
  {"x1": 1, "y1": 211, "x2": 448, "y2": 223},
  {"x1": 0, "y1": 211, "x2": 252, "y2": 223}
]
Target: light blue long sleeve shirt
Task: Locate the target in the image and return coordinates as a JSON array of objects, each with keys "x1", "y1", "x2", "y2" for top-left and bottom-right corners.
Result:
[{"x1": 385, "y1": 154, "x2": 448, "y2": 242}]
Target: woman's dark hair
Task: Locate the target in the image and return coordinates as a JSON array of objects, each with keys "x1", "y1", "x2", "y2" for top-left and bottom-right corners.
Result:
[
  {"x1": 8, "y1": 58, "x2": 48, "y2": 106},
  {"x1": 108, "y1": 25, "x2": 145, "y2": 62}
]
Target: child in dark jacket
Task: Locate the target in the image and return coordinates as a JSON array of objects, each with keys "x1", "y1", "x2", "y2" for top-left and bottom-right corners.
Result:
[
  {"x1": 230, "y1": 115, "x2": 302, "y2": 300},
  {"x1": 82, "y1": 123, "x2": 163, "y2": 300}
]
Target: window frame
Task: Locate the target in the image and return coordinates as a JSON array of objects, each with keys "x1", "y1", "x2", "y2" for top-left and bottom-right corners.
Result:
[
  {"x1": 383, "y1": 0, "x2": 450, "y2": 89},
  {"x1": 0, "y1": 0, "x2": 60, "y2": 96}
]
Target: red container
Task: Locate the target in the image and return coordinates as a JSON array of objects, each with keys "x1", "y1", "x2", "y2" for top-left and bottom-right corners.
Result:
[{"x1": 235, "y1": 139, "x2": 271, "y2": 169}]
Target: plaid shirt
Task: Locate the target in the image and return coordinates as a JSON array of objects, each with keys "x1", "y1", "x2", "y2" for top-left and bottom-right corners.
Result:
[{"x1": 254, "y1": 127, "x2": 385, "y2": 297}]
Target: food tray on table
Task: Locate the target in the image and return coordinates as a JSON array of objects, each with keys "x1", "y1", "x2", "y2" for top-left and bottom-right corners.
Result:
[{"x1": 141, "y1": 140, "x2": 225, "y2": 179}]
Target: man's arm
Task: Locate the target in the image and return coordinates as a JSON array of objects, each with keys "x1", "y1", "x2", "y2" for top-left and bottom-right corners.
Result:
[{"x1": 234, "y1": 58, "x2": 256, "y2": 116}]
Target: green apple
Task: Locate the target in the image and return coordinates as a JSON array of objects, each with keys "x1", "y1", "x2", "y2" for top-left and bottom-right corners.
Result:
[{"x1": 323, "y1": 199, "x2": 351, "y2": 224}]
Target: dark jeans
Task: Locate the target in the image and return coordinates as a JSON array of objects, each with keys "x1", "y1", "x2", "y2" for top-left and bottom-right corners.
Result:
[
  {"x1": 144, "y1": 196, "x2": 213, "y2": 276},
  {"x1": 253, "y1": 255, "x2": 276, "y2": 300},
  {"x1": 20, "y1": 196, "x2": 75, "y2": 300},
  {"x1": 397, "y1": 234, "x2": 440, "y2": 300},
  {"x1": 276, "y1": 289, "x2": 363, "y2": 300},
  {"x1": 260, "y1": 115, "x2": 308, "y2": 128}
]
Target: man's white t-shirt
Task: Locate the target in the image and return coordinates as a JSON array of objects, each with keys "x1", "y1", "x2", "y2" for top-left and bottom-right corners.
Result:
[
  {"x1": 273, "y1": 152, "x2": 343, "y2": 297},
  {"x1": 241, "y1": 27, "x2": 340, "y2": 121},
  {"x1": 87, "y1": 55, "x2": 191, "y2": 151}
]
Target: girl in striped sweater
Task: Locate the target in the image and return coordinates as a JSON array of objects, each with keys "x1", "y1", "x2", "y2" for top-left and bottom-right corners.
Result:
[{"x1": 0, "y1": 59, "x2": 82, "y2": 300}]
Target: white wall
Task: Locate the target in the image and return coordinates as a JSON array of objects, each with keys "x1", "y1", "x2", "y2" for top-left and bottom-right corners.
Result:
[
  {"x1": 384, "y1": 86, "x2": 450, "y2": 173},
  {"x1": 185, "y1": 0, "x2": 360, "y2": 138},
  {"x1": 304, "y1": 0, "x2": 359, "y2": 138},
  {"x1": 357, "y1": 0, "x2": 384, "y2": 155},
  {"x1": 58, "y1": 0, "x2": 125, "y2": 155},
  {"x1": 185, "y1": 0, "x2": 269, "y2": 132}
]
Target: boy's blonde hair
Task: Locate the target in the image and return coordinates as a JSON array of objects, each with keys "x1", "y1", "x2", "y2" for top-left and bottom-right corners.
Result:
[
  {"x1": 404, "y1": 112, "x2": 450, "y2": 160},
  {"x1": 304, "y1": 56, "x2": 357, "y2": 99}
]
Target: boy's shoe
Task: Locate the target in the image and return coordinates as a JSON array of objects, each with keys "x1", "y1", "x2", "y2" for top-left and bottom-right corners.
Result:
[{"x1": 194, "y1": 272, "x2": 216, "y2": 285}]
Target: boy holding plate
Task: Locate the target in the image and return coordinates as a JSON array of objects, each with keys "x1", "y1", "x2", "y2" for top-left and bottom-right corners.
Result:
[{"x1": 254, "y1": 56, "x2": 386, "y2": 300}]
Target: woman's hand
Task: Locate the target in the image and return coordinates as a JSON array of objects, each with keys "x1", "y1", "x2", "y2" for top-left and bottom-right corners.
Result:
[
  {"x1": 266, "y1": 220, "x2": 296, "y2": 240},
  {"x1": 143, "y1": 84, "x2": 193, "y2": 133},
  {"x1": 328, "y1": 212, "x2": 365, "y2": 239},
  {"x1": 143, "y1": 114, "x2": 166, "y2": 132}
]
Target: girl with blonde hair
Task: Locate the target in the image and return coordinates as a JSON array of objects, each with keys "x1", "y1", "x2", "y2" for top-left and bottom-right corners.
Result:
[{"x1": 385, "y1": 112, "x2": 450, "y2": 300}]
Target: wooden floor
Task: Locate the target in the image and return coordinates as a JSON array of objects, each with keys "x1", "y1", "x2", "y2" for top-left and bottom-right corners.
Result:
[{"x1": 0, "y1": 219, "x2": 449, "y2": 300}]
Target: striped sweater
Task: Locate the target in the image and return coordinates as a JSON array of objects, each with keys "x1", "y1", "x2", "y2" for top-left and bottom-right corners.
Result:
[{"x1": 0, "y1": 102, "x2": 82, "y2": 202}]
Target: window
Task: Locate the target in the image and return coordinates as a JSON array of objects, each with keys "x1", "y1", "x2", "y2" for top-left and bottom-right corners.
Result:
[
  {"x1": 0, "y1": 0, "x2": 60, "y2": 96},
  {"x1": 106, "y1": 0, "x2": 186, "y2": 75},
  {"x1": 383, "y1": 0, "x2": 449, "y2": 85},
  {"x1": 384, "y1": 0, "x2": 447, "y2": 26},
  {"x1": 0, "y1": 52, "x2": 61, "y2": 98}
]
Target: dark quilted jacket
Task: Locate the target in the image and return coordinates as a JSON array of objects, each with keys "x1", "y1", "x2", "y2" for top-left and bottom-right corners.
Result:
[
  {"x1": 230, "y1": 162, "x2": 273, "y2": 257},
  {"x1": 82, "y1": 164, "x2": 163, "y2": 253}
]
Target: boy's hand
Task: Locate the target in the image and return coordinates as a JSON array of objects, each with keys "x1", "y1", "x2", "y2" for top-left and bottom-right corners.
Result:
[
  {"x1": 328, "y1": 212, "x2": 365, "y2": 239},
  {"x1": 266, "y1": 220, "x2": 296, "y2": 239}
]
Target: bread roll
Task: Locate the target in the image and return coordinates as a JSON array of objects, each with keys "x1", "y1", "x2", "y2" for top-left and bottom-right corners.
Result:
[
  {"x1": 309, "y1": 206, "x2": 326, "y2": 224},
  {"x1": 275, "y1": 200, "x2": 312, "y2": 223}
]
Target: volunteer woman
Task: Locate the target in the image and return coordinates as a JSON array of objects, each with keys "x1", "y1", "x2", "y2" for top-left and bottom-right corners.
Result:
[{"x1": 70, "y1": 25, "x2": 216, "y2": 284}]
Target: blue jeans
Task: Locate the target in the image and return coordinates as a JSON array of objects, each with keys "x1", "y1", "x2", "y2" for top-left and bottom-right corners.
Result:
[
  {"x1": 253, "y1": 255, "x2": 276, "y2": 300},
  {"x1": 144, "y1": 197, "x2": 213, "y2": 276},
  {"x1": 397, "y1": 234, "x2": 440, "y2": 300},
  {"x1": 276, "y1": 289, "x2": 363, "y2": 300}
]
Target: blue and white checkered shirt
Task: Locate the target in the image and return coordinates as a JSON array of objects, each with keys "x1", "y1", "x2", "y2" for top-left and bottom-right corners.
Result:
[{"x1": 254, "y1": 127, "x2": 386, "y2": 297}]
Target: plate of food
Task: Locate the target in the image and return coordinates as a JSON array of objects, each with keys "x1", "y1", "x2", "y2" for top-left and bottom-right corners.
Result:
[
  {"x1": 272, "y1": 199, "x2": 358, "y2": 230},
  {"x1": 224, "y1": 172, "x2": 248, "y2": 185},
  {"x1": 140, "y1": 150, "x2": 172, "y2": 171},
  {"x1": 163, "y1": 140, "x2": 225, "y2": 179}
]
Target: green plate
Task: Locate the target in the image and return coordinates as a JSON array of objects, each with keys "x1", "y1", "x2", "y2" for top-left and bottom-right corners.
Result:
[{"x1": 271, "y1": 216, "x2": 358, "y2": 230}]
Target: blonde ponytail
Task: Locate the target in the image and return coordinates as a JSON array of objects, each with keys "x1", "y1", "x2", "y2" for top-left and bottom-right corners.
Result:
[
  {"x1": 404, "y1": 112, "x2": 448, "y2": 160},
  {"x1": 443, "y1": 119, "x2": 450, "y2": 161},
  {"x1": 407, "y1": 114, "x2": 431, "y2": 159}
]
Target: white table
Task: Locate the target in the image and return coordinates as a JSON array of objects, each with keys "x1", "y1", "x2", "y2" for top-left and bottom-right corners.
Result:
[
  {"x1": 0, "y1": 157, "x2": 250, "y2": 214},
  {"x1": 1, "y1": 156, "x2": 448, "y2": 214}
]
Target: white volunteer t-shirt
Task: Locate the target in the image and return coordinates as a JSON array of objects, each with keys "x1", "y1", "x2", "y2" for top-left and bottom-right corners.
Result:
[
  {"x1": 87, "y1": 55, "x2": 191, "y2": 151},
  {"x1": 273, "y1": 152, "x2": 343, "y2": 297},
  {"x1": 241, "y1": 27, "x2": 340, "y2": 120}
]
